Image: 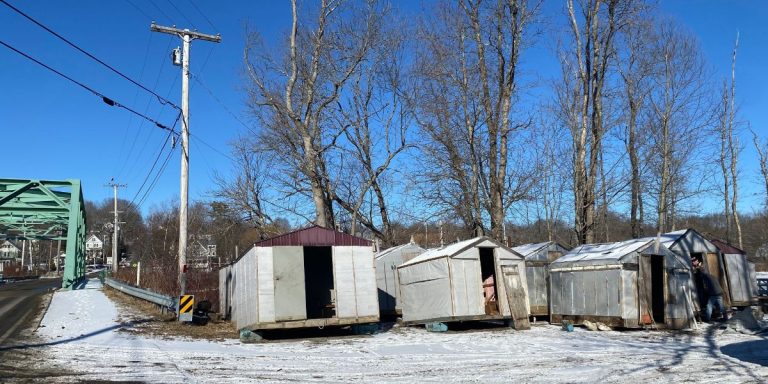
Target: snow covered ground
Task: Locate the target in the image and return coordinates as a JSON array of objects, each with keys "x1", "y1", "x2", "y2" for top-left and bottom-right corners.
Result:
[{"x1": 23, "y1": 279, "x2": 768, "y2": 383}]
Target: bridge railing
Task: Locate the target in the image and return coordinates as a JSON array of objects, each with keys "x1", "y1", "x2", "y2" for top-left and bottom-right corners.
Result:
[{"x1": 104, "y1": 277, "x2": 176, "y2": 311}]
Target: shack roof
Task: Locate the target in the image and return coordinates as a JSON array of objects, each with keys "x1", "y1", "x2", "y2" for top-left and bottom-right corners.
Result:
[
  {"x1": 253, "y1": 225, "x2": 371, "y2": 247},
  {"x1": 709, "y1": 239, "x2": 746, "y2": 255},
  {"x1": 511, "y1": 242, "x2": 550, "y2": 257},
  {"x1": 399, "y1": 236, "x2": 521, "y2": 268},
  {"x1": 659, "y1": 229, "x2": 690, "y2": 248},
  {"x1": 554, "y1": 237, "x2": 665, "y2": 264},
  {"x1": 375, "y1": 242, "x2": 424, "y2": 260}
]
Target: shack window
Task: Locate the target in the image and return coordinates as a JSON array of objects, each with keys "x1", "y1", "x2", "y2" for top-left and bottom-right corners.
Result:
[{"x1": 303, "y1": 246, "x2": 335, "y2": 319}]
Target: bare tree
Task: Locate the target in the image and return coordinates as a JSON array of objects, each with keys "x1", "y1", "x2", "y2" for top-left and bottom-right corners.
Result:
[
  {"x1": 331, "y1": 10, "x2": 413, "y2": 245},
  {"x1": 645, "y1": 21, "x2": 713, "y2": 233},
  {"x1": 212, "y1": 139, "x2": 272, "y2": 238},
  {"x1": 244, "y1": 0, "x2": 383, "y2": 228},
  {"x1": 414, "y1": 0, "x2": 537, "y2": 241},
  {"x1": 716, "y1": 33, "x2": 743, "y2": 248},
  {"x1": 617, "y1": 16, "x2": 654, "y2": 238},
  {"x1": 752, "y1": 130, "x2": 768, "y2": 209},
  {"x1": 559, "y1": 0, "x2": 637, "y2": 244}
]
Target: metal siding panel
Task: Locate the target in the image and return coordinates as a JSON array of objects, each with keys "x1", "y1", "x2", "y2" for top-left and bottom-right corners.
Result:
[
  {"x1": 622, "y1": 270, "x2": 638, "y2": 321},
  {"x1": 333, "y1": 247, "x2": 357, "y2": 318},
  {"x1": 724, "y1": 254, "x2": 751, "y2": 303},
  {"x1": 549, "y1": 271, "x2": 561, "y2": 315},
  {"x1": 353, "y1": 246, "x2": 379, "y2": 318},
  {"x1": 273, "y1": 246, "x2": 307, "y2": 321},
  {"x1": 257, "y1": 247, "x2": 275, "y2": 323}
]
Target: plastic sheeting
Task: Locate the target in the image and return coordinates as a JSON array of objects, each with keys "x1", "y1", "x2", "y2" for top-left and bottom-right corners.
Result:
[
  {"x1": 397, "y1": 237, "x2": 528, "y2": 324},
  {"x1": 375, "y1": 243, "x2": 425, "y2": 313}
]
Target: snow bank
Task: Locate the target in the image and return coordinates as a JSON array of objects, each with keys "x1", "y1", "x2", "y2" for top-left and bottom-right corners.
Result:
[{"x1": 32, "y1": 278, "x2": 768, "y2": 383}]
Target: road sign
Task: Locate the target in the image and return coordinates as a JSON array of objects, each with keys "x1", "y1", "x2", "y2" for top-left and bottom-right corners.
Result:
[{"x1": 178, "y1": 294, "x2": 194, "y2": 322}]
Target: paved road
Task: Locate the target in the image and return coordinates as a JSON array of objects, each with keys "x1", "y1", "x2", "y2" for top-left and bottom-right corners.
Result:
[{"x1": 0, "y1": 277, "x2": 60, "y2": 347}]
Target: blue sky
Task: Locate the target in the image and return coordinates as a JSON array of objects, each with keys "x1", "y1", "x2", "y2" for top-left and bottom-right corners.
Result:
[{"x1": 1, "y1": 1, "x2": 766, "y2": 217}]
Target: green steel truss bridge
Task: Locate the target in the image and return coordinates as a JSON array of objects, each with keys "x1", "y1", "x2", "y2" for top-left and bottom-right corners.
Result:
[{"x1": 0, "y1": 178, "x2": 86, "y2": 289}]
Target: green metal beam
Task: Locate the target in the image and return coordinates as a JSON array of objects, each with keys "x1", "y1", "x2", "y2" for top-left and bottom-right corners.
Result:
[{"x1": 0, "y1": 178, "x2": 86, "y2": 289}]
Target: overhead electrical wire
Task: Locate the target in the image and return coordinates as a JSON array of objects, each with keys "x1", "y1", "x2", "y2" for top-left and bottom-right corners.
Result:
[
  {"x1": 0, "y1": 0, "x2": 180, "y2": 111},
  {"x1": 187, "y1": 0, "x2": 219, "y2": 32},
  {"x1": 130, "y1": 112, "x2": 181, "y2": 206},
  {"x1": 0, "y1": 39, "x2": 178, "y2": 134},
  {"x1": 164, "y1": 0, "x2": 197, "y2": 29}
]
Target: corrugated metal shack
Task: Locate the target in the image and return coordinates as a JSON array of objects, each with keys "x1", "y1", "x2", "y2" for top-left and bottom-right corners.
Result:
[
  {"x1": 709, "y1": 239, "x2": 756, "y2": 307},
  {"x1": 661, "y1": 229, "x2": 732, "y2": 308},
  {"x1": 397, "y1": 237, "x2": 530, "y2": 328},
  {"x1": 512, "y1": 241, "x2": 569, "y2": 317},
  {"x1": 549, "y1": 238, "x2": 694, "y2": 329},
  {"x1": 219, "y1": 226, "x2": 379, "y2": 332},
  {"x1": 375, "y1": 241, "x2": 425, "y2": 315}
]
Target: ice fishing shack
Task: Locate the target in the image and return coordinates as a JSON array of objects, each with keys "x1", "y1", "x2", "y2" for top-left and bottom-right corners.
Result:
[
  {"x1": 396, "y1": 237, "x2": 530, "y2": 329},
  {"x1": 374, "y1": 240, "x2": 426, "y2": 315},
  {"x1": 512, "y1": 241, "x2": 569, "y2": 317},
  {"x1": 219, "y1": 226, "x2": 379, "y2": 334},
  {"x1": 549, "y1": 237, "x2": 694, "y2": 329}
]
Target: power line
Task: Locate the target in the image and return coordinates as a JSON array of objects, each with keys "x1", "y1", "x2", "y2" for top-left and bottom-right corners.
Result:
[
  {"x1": 136, "y1": 142, "x2": 176, "y2": 209},
  {"x1": 124, "y1": 0, "x2": 153, "y2": 21},
  {"x1": 117, "y1": 36, "x2": 178, "y2": 180},
  {"x1": 0, "y1": 38, "x2": 177, "y2": 134},
  {"x1": 187, "y1": 0, "x2": 219, "y2": 32},
  {"x1": 164, "y1": 0, "x2": 197, "y2": 29},
  {"x1": 147, "y1": 0, "x2": 175, "y2": 26},
  {"x1": 130, "y1": 114, "x2": 180, "y2": 206},
  {"x1": 190, "y1": 72, "x2": 257, "y2": 135},
  {"x1": 0, "y1": 0, "x2": 180, "y2": 111}
]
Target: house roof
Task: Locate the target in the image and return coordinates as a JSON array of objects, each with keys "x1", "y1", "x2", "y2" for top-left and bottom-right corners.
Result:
[
  {"x1": 512, "y1": 242, "x2": 551, "y2": 257},
  {"x1": 709, "y1": 239, "x2": 745, "y2": 255},
  {"x1": 399, "y1": 236, "x2": 520, "y2": 268},
  {"x1": 554, "y1": 237, "x2": 664, "y2": 264},
  {"x1": 253, "y1": 225, "x2": 371, "y2": 247},
  {"x1": 86, "y1": 234, "x2": 102, "y2": 243}
]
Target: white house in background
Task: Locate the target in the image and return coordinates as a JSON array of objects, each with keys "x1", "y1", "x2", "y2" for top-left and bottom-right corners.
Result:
[
  {"x1": 0, "y1": 240, "x2": 22, "y2": 274},
  {"x1": 85, "y1": 234, "x2": 104, "y2": 264},
  {"x1": 0, "y1": 240, "x2": 21, "y2": 261}
]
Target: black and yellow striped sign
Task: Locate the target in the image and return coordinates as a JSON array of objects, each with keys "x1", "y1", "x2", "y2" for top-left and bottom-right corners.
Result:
[{"x1": 179, "y1": 295, "x2": 194, "y2": 321}]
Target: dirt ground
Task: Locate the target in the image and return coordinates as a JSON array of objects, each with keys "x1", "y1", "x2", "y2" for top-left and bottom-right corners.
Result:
[{"x1": 102, "y1": 286, "x2": 239, "y2": 342}]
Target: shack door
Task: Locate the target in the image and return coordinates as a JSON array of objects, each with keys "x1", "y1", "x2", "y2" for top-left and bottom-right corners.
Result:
[
  {"x1": 639, "y1": 255, "x2": 665, "y2": 325},
  {"x1": 501, "y1": 265, "x2": 531, "y2": 330},
  {"x1": 705, "y1": 252, "x2": 732, "y2": 307},
  {"x1": 273, "y1": 246, "x2": 307, "y2": 321}
]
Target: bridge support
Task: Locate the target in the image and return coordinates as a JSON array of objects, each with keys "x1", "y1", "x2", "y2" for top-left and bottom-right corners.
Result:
[{"x1": 0, "y1": 178, "x2": 87, "y2": 289}]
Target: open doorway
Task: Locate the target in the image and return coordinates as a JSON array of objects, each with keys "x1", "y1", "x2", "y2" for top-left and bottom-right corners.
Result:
[
  {"x1": 479, "y1": 248, "x2": 498, "y2": 315},
  {"x1": 650, "y1": 255, "x2": 665, "y2": 323},
  {"x1": 303, "y1": 246, "x2": 335, "y2": 319}
]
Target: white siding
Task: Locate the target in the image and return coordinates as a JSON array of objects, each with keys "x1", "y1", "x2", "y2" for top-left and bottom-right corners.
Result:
[
  {"x1": 353, "y1": 246, "x2": 379, "y2": 317},
  {"x1": 256, "y1": 247, "x2": 275, "y2": 324},
  {"x1": 273, "y1": 246, "x2": 306, "y2": 321},
  {"x1": 333, "y1": 246, "x2": 358, "y2": 318}
]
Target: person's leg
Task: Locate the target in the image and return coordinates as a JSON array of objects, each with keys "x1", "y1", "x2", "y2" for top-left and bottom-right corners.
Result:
[
  {"x1": 703, "y1": 296, "x2": 714, "y2": 322},
  {"x1": 714, "y1": 295, "x2": 727, "y2": 320}
]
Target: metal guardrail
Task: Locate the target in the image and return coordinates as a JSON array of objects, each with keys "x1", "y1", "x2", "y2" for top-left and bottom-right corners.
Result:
[{"x1": 104, "y1": 277, "x2": 176, "y2": 310}]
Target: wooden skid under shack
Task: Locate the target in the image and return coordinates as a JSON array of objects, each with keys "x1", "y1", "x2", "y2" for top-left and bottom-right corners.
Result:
[{"x1": 244, "y1": 315, "x2": 380, "y2": 331}]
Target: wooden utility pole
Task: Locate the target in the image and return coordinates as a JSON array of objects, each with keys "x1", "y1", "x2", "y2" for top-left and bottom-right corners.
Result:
[
  {"x1": 150, "y1": 23, "x2": 220, "y2": 296},
  {"x1": 106, "y1": 181, "x2": 126, "y2": 272}
]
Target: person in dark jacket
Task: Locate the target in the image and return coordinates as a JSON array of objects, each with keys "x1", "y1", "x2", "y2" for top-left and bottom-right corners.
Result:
[{"x1": 692, "y1": 258, "x2": 727, "y2": 322}]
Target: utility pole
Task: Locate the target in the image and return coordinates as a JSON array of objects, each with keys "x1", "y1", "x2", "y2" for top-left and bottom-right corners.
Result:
[
  {"x1": 106, "y1": 181, "x2": 126, "y2": 272},
  {"x1": 151, "y1": 22, "x2": 220, "y2": 296}
]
